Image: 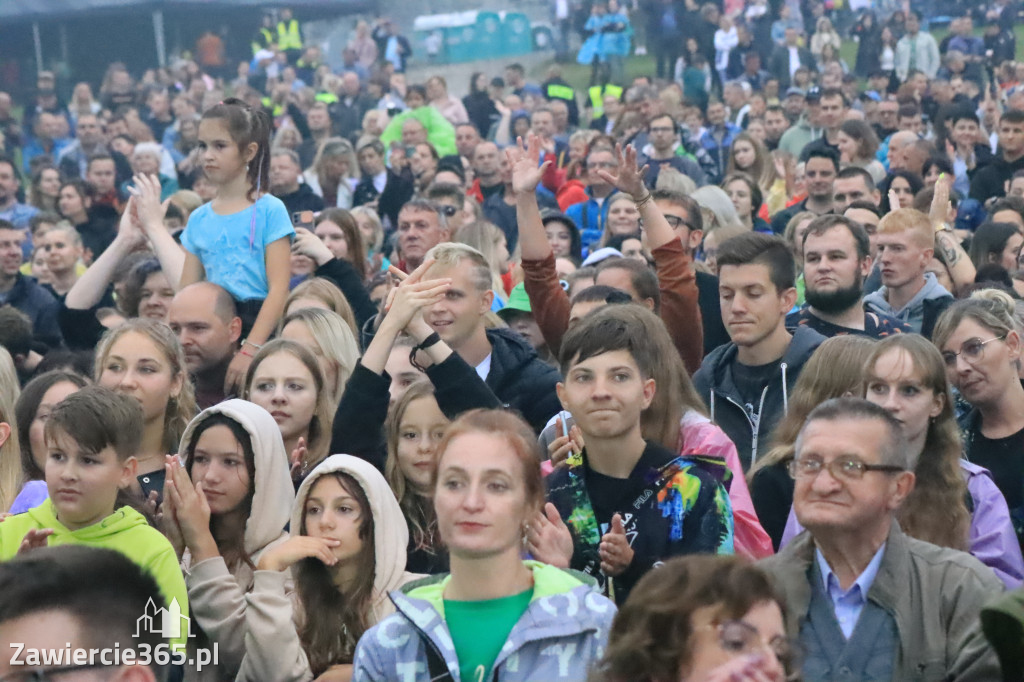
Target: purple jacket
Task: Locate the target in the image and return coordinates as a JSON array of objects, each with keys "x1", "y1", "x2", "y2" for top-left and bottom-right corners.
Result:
[{"x1": 781, "y1": 460, "x2": 1024, "y2": 588}]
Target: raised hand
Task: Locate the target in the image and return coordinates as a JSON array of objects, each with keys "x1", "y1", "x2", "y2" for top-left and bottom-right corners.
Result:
[
  {"x1": 547, "y1": 416, "x2": 585, "y2": 467},
  {"x1": 127, "y1": 174, "x2": 170, "y2": 234},
  {"x1": 164, "y1": 456, "x2": 214, "y2": 556},
  {"x1": 290, "y1": 437, "x2": 307, "y2": 482},
  {"x1": 508, "y1": 133, "x2": 551, "y2": 195},
  {"x1": 17, "y1": 528, "x2": 54, "y2": 555},
  {"x1": 595, "y1": 143, "x2": 649, "y2": 198},
  {"x1": 257, "y1": 535, "x2": 341, "y2": 572},
  {"x1": 116, "y1": 196, "x2": 147, "y2": 250},
  {"x1": 291, "y1": 227, "x2": 333, "y2": 267},
  {"x1": 599, "y1": 513, "x2": 634, "y2": 576},
  {"x1": 930, "y1": 174, "x2": 952, "y2": 226},
  {"x1": 526, "y1": 503, "x2": 574, "y2": 568}
]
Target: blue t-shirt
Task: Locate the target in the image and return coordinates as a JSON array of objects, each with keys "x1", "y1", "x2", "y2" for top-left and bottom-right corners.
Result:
[{"x1": 180, "y1": 194, "x2": 294, "y2": 302}]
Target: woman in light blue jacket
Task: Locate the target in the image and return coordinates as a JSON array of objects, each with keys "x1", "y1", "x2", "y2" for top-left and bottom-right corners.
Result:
[{"x1": 353, "y1": 409, "x2": 616, "y2": 682}]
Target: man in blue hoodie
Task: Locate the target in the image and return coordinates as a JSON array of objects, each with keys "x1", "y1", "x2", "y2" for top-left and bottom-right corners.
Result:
[
  {"x1": 694, "y1": 232, "x2": 826, "y2": 471},
  {"x1": 862, "y1": 208, "x2": 954, "y2": 339}
]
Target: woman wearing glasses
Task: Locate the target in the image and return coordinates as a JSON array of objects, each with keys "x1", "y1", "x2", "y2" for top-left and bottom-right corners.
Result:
[
  {"x1": 934, "y1": 289, "x2": 1024, "y2": 555},
  {"x1": 861, "y1": 333, "x2": 1024, "y2": 587},
  {"x1": 592, "y1": 555, "x2": 795, "y2": 682}
]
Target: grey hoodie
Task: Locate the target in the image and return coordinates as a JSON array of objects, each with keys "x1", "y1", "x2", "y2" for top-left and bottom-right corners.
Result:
[
  {"x1": 237, "y1": 454, "x2": 419, "y2": 682},
  {"x1": 863, "y1": 272, "x2": 954, "y2": 337},
  {"x1": 178, "y1": 399, "x2": 295, "y2": 682}
]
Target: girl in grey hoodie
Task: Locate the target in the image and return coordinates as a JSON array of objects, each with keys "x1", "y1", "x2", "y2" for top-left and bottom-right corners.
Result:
[{"x1": 163, "y1": 399, "x2": 295, "y2": 681}]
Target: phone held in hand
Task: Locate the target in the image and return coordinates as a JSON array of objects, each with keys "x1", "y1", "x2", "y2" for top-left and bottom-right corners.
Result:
[{"x1": 291, "y1": 210, "x2": 314, "y2": 230}]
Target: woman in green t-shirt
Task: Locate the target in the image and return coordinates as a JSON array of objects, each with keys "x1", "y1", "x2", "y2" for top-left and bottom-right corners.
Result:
[{"x1": 353, "y1": 409, "x2": 617, "y2": 682}]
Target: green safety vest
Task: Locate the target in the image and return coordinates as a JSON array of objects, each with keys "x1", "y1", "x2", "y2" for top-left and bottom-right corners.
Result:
[
  {"x1": 588, "y1": 84, "x2": 623, "y2": 119},
  {"x1": 252, "y1": 27, "x2": 274, "y2": 55},
  {"x1": 315, "y1": 92, "x2": 339, "y2": 104},
  {"x1": 546, "y1": 83, "x2": 575, "y2": 101},
  {"x1": 276, "y1": 19, "x2": 303, "y2": 51}
]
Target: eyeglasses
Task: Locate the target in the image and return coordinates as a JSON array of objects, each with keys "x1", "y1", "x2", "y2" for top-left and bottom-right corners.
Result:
[
  {"x1": 788, "y1": 456, "x2": 904, "y2": 481},
  {"x1": 438, "y1": 204, "x2": 459, "y2": 217},
  {"x1": 701, "y1": 620, "x2": 802, "y2": 677},
  {"x1": 664, "y1": 215, "x2": 697, "y2": 231},
  {"x1": 940, "y1": 335, "x2": 1006, "y2": 368},
  {"x1": 649, "y1": 126, "x2": 676, "y2": 134},
  {"x1": 0, "y1": 663, "x2": 112, "y2": 682}
]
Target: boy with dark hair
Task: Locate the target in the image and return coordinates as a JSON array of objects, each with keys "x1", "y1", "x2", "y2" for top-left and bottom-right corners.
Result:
[
  {"x1": 971, "y1": 109, "x2": 1024, "y2": 203},
  {"x1": 0, "y1": 386, "x2": 189, "y2": 653},
  {"x1": 0, "y1": 545, "x2": 169, "y2": 681},
  {"x1": 694, "y1": 232, "x2": 826, "y2": 470},
  {"x1": 539, "y1": 304, "x2": 733, "y2": 605}
]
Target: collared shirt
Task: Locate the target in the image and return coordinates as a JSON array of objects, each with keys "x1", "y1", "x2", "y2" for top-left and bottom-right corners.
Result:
[{"x1": 815, "y1": 543, "x2": 886, "y2": 639}]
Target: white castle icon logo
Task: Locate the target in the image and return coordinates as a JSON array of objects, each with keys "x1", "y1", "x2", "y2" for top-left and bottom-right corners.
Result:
[{"x1": 134, "y1": 597, "x2": 193, "y2": 640}]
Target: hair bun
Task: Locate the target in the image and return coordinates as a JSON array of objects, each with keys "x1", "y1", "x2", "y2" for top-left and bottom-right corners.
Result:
[{"x1": 970, "y1": 287, "x2": 1016, "y2": 316}]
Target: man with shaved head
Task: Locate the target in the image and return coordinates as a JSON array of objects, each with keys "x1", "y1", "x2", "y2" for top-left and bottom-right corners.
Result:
[
  {"x1": 886, "y1": 131, "x2": 918, "y2": 172},
  {"x1": 168, "y1": 282, "x2": 242, "y2": 408}
]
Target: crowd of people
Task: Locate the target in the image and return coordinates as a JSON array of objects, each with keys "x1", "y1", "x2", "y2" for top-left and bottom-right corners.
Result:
[{"x1": 4, "y1": 1, "x2": 1024, "y2": 681}]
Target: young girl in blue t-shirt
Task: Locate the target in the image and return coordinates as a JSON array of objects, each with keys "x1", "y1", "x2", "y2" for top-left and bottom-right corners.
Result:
[{"x1": 133, "y1": 97, "x2": 293, "y2": 392}]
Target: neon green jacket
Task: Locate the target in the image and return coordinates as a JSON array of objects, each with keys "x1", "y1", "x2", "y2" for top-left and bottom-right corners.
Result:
[
  {"x1": 0, "y1": 500, "x2": 189, "y2": 651},
  {"x1": 380, "y1": 106, "x2": 457, "y2": 157}
]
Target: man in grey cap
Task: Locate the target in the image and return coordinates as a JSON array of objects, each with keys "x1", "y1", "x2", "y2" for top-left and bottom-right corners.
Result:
[{"x1": 779, "y1": 87, "x2": 823, "y2": 158}]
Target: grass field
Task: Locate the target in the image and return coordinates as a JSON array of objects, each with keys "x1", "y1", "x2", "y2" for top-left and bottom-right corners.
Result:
[{"x1": 533, "y1": 24, "x2": 1024, "y2": 92}]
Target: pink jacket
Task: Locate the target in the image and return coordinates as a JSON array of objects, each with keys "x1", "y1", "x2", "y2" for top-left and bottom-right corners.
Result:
[{"x1": 679, "y1": 411, "x2": 774, "y2": 559}]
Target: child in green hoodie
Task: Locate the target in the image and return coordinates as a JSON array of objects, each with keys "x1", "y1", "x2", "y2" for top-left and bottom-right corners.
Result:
[{"x1": 0, "y1": 385, "x2": 189, "y2": 653}]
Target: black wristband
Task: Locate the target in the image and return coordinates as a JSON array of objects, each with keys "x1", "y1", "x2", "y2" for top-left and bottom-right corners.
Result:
[
  {"x1": 409, "y1": 332, "x2": 442, "y2": 372},
  {"x1": 413, "y1": 332, "x2": 442, "y2": 352}
]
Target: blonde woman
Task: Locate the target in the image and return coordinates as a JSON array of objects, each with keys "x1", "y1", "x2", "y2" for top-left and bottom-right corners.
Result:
[
  {"x1": 243, "y1": 338, "x2": 334, "y2": 479},
  {"x1": 279, "y1": 307, "x2": 360, "y2": 408},
  {"x1": 95, "y1": 319, "x2": 198, "y2": 503},
  {"x1": 304, "y1": 137, "x2": 359, "y2": 209},
  {"x1": 285, "y1": 278, "x2": 358, "y2": 335},
  {"x1": 453, "y1": 221, "x2": 512, "y2": 304},
  {"x1": 0, "y1": 376, "x2": 22, "y2": 513}
]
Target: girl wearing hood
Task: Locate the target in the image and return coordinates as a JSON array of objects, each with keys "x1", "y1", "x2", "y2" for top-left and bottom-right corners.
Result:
[
  {"x1": 238, "y1": 454, "x2": 419, "y2": 681},
  {"x1": 161, "y1": 399, "x2": 294, "y2": 680},
  {"x1": 354, "y1": 409, "x2": 617, "y2": 682}
]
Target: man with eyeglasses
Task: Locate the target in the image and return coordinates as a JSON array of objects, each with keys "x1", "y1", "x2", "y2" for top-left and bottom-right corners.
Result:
[
  {"x1": 637, "y1": 114, "x2": 707, "y2": 189},
  {"x1": 760, "y1": 397, "x2": 1002, "y2": 682},
  {"x1": 565, "y1": 146, "x2": 620, "y2": 250},
  {"x1": 0, "y1": 545, "x2": 169, "y2": 681}
]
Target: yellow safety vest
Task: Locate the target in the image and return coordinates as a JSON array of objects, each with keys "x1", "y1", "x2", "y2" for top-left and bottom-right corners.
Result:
[
  {"x1": 588, "y1": 84, "x2": 623, "y2": 119},
  {"x1": 252, "y1": 27, "x2": 274, "y2": 55},
  {"x1": 276, "y1": 19, "x2": 303, "y2": 51}
]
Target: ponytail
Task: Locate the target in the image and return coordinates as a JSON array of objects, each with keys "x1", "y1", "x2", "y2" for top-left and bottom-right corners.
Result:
[{"x1": 201, "y1": 97, "x2": 272, "y2": 202}]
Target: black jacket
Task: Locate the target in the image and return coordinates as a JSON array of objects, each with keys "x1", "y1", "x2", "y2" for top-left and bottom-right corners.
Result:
[
  {"x1": 969, "y1": 153, "x2": 1024, "y2": 204},
  {"x1": 329, "y1": 93, "x2": 376, "y2": 139},
  {"x1": 546, "y1": 440, "x2": 733, "y2": 604},
  {"x1": 768, "y1": 45, "x2": 815, "y2": 88},
  {"x1": 696, "y1": 270, "x2": 731, "y2": 356},
  {"x1": 276, "y1": 183, "x2": 325, "y2": 215},
  {"x1": 353, "y1": 167, "x2": 415, "y2": 228},
  {"x1": 331, "y1": 353, "x2": 501, "y2": 472},
  {"x1": 2, "y1": 274, "x2": 62, "y2": 350},
  {"x1": 462, "y1": 92, "x2": 500, "y2": 138},
  {"x1": 693, "y1": 325, "x2": 826, "y2": 471},
  {"x1": 313, "y1": 258, "x2": 378, "y2": 334},
  {"x1": 485, "y1": 328, "x2": 563, "y2": 433}
]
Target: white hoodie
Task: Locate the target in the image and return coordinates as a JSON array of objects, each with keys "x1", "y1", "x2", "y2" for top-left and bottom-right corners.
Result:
[
  {"x1": 178, "y1": 399, "x2": 294, "y2": 682},
  {"x1": 237, "y1": 454, "x2": 419, "y2": 682}
]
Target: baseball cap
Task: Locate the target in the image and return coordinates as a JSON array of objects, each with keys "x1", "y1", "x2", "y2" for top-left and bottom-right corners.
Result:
[{"x1": 785, "y1": 87, "x2": 806, "y2": 98}]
